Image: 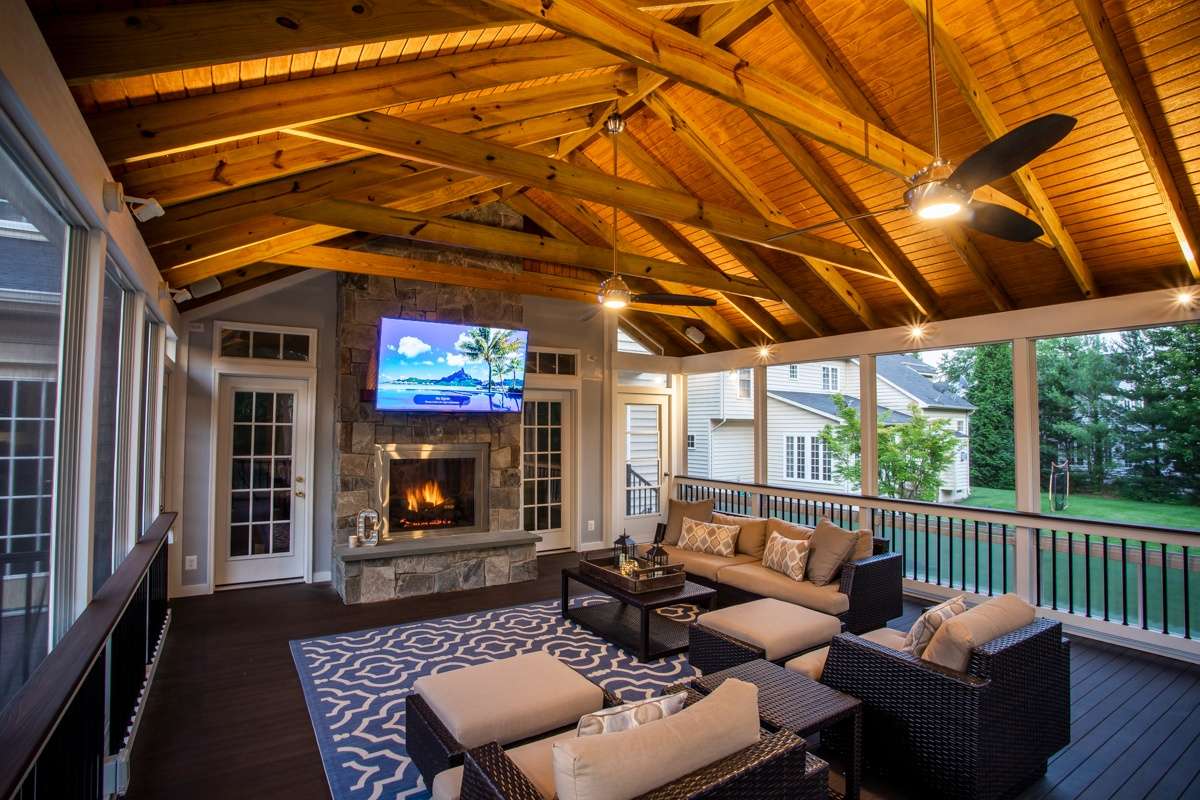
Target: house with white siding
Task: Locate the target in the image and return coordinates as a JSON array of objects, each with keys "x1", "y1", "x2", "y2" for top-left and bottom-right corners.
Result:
[{"x1": 686, "y1": 355, "x2": 974, "y2": 500}]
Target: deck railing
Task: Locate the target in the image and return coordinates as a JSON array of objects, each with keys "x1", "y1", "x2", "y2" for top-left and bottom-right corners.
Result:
[
  {"x1": 0, "y1": 512, "x2": 175, "y2": 800},
  {"x1": 676, "y1": 477, "x2": 1200, "y2": 660},
  {"x1": 625, "y1": 464, "x2": 660, "y2": 516}
]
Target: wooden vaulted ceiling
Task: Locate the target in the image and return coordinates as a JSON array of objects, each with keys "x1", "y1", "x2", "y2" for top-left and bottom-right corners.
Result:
[{"x1": 30, "y1": 0, "x2": 1200, "y2": 355}]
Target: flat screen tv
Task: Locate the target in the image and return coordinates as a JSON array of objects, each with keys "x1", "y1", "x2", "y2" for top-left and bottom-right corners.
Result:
[{"x1": 375, "y1": 318, "x2": 530, "y2": 413}]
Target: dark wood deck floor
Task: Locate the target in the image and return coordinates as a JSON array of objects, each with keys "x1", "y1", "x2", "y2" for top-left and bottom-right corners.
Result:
[{"x1": 126, "y1": 553, "x2": 1200, "y2": 800}]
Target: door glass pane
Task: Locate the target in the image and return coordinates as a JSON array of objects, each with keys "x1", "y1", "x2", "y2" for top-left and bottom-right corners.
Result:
[
  {"x1": 281, "y1": 334, "x2": 310, "y2": 362},
  {"x1": 522, "y1": 400, "x2": 566, "y2": 533},
  {"x1": 625, "y1": 403, "x2": 661, "y2": 516},
  {"x1": 92, "y1": 271, "x2": 125, "y2": 594},
  {"x1": 228, "y1": 390, "x2": 295, "y2": 557}
]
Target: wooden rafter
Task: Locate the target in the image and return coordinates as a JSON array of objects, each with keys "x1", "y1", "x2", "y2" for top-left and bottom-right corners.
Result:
[
  {"x1": 902, "y1": 0, "x2": 1099, "y2": 298},
  {"x1": 277, "y1": 199, "x2": 776, "y2": 299},
  {"x1": 615, "y1": 129, "x2": 831, "y2": 336},
  {"x1": 89, "y1": 38, "x2": 625, "y2": 163},
  {"x1": 286, "y1": 113, "x2": 881, "y2": 273},
  {"x1": 770, "y1": 0, "x2": 1014, "y2": 312},
  {"x1": 1072, "y1": 0, "x2": 1200, "y2": 281},
  {"x1": 176, "y1": 263, "x2": 304, "y2": 313},
  {"x1": 478, "y1": 0, "x2": 1052, "y2": 242}
]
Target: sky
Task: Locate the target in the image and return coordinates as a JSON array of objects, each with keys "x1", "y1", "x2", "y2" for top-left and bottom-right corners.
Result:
[{"x1": 377, "y1": 319, "x2": 527, "y2": 383}]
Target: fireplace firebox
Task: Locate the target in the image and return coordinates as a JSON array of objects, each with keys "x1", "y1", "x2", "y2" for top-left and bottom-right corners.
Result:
[{"x1": 371, "y1": 443, "x2": 490, "y2": 539}]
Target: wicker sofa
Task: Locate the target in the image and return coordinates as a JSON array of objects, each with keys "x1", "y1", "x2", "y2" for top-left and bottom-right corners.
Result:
[
  {"x1": 456, "y1": 687, "x2": 830, "y2": 800},
  {"x1": 658, "y1": 507, "x2": 903, "y2": 635},
  {"x1": 820, "y1": 617, "x2": 1070, "y2": 800}
]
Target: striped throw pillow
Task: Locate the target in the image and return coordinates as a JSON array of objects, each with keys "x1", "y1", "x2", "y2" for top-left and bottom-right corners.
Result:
[
  {"x1": 677, "y1": 517, "x2": 740, "y2": 557},
  {"x1": 761, "y1": 532, "x2": 811, "y2": 581},
  {"x1": 903, "y1": 595, "x2": 968, "y2": 657}
]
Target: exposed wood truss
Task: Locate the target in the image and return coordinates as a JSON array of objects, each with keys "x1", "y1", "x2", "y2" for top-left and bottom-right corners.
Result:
[{"x1": 42, "y1": 0, "x2": 1200, "y2": 349}]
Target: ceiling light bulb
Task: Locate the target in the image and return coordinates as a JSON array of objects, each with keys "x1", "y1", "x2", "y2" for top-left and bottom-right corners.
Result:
[
  {"x1": 909, "y1": 323, "x2": 927, "y2": 339},
  {"x1": 598, "y1": 275, "x2": 631, "y2": 310},
  {"x1": 904, "y1": 165, "x2": 968, "y2": 222},
  {"x1": 1174, "y1": 288, "x2": 1197, "y2": 308},
  {"x1": 916, "y1": 200, "x2": 963, "y2": 220},
  {"x1": 757, "y1": 345, "x2": 772, "y2": 360}
]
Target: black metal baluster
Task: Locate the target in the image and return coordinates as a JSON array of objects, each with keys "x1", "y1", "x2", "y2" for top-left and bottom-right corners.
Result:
[
  {"x1": 1051, "y1": 530, "x2": 1059, "y2": 611},
  {"x1": 1122, "y1": 539, "x2": 1129, "y2": 626},
  {"x1": 974, "y1": 520, "x2": 980, "y2": 594},
  {"x1": 1103, "y1": 536, "x2": 1110, "y2": 622},
  {"x1": 987, "y1": 522, "x2": 995, "y2": 596},
  {"x1": 936, "y1": 516, "x2": 943, "y2": 586},
  {"x1": 1084, "y1": 533, "x2": 1092, "y2": 618},
  {"x1": 1067, "y1": 531, "x2": 1075, "y2": 614},
  {"x1": 1035, "y1": 529, "x2": 1043, "y2": 606},
  {"x1": 1184, "y1": 545, "x2": 1192, "y2": 640},
  {"x1": 1002, "y1": 524, "x2": 1009, "y2": 593},
  {"x1": 1141, "y1": 540, "x2": 1149, "y2": 630},
  {"x1": 1161, "y1": 542, "x2": 1169, "y2": 635}
]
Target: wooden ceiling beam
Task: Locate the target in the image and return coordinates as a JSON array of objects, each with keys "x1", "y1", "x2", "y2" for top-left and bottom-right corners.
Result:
[
  {"x1": 903, "y1": 0, "x2": 1099, "y2": 298},
  {"x1": 771, "y1": 0, "x2": 1013, "y2": 312},
  {"x1": 89, "y1": 38, "x2": 625, "y2": 164},
  {"x1": 176, "y1": 263, "x2": 305, "y2": 313},
  {"x1": 479, "y1": 0, "x2": 1050, "y2": 245},
  {"x1": 277, "y1": 199, "x2": 777, "y2": 300},
  {"x1": 617, "y1": 129, "x2": 829, "y2": 337},
  {"x1": 262, "y1": 245, "x2": 705, "y2": 320},
  {"x1": 1072, "y1": 0, "x2": 1200, "y2": 281},
  {"x1": 645, "y1": 90, "x2": 899, "y2": 326},
  {"x1": 287, "y1": 113, "x2": 881, "y2": 273}
]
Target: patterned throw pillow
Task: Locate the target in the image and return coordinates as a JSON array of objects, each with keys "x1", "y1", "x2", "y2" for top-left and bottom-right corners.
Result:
[
  {"x1": 677, "y1": 517, "x2": 740, "y2": 557},
  {"x1": 577, "y1": 692, "x2": 688, "y2": 737},
  {"x1": 761, "y1": 532, "x2": 811, "y2": 581},
  {"x1": 903, "y1": 595, "x2": 968, "y2": 657}
]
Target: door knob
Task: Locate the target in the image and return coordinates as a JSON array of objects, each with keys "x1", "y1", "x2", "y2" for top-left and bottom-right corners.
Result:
[{"x1": 295, "y1": 490, "x2": 306, "y2": 498}]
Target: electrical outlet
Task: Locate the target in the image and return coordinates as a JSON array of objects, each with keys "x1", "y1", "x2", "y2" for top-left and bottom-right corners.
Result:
[
  {"x1": 184, "y1": 555, "x2": 198, "y2": 570},
  {"x1": 587, "y1": 520, "x2": 595, "y2": 531}
]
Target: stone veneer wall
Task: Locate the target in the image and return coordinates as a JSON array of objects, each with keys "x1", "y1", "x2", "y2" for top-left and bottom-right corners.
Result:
[{"x1": 333, "y1": 203, "x2": 536, "y2": 603}]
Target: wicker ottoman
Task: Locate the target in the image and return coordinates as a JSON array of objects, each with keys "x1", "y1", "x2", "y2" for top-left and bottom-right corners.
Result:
[
  {"x1": 405, "y1": 652, "x2": 609, "y2": 787},
  {"x1": 689, "y1": 598, "x2": 844, "y2": 675}
]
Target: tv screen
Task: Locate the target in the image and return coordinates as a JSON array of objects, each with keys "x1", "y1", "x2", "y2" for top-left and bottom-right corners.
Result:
[{"x1": 375, "y1": 318, "x2": 530, "y2": 413}]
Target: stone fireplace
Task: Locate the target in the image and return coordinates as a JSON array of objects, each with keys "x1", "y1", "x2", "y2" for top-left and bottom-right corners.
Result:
[{"x1": 331, "y1": 203, "x2": 540, "y2": 604}]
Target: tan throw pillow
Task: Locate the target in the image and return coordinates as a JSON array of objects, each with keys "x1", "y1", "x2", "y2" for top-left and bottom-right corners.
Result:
[
  {"x1": 677, "y1": 517, "x2": 740, "y2": 557},
  {"x1": 851, "y1": 529, "x2": 875, "y2": 561},
  {"x1": 903, "y1": 595, "x2": 967, "y2": 657},
  {"x1": 761, "y1": 532, "x2": 811, "y2": 581},
  {"x1": 923, "y1": 594, "x2": 1036, "y2": 672},
  {"x1": 553, "y1": 678, "x2": 760, "y2": 800},
  {"x1": 664, "y1": 498, "x2": 714, "y2": 545},
  {"x1": 577, "y1": 692, "x2": 687, "y2": 737},
  {"x1": 767, "y1": 517, "x2": 813, "y2": 542},
  {"x1": 714, "y1": 513, "x2": 769, "y2": 559},
  {"x1": 804, "y1": 518, "x2": 859, "y2": 586}
]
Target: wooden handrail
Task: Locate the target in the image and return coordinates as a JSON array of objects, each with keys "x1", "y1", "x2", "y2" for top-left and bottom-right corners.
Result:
[{"x1": 0, "y1": 512, "x2": 175, "y2": 798}]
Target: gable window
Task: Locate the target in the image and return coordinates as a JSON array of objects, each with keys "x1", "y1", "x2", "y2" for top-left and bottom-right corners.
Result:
[
  {"x1": 788, "y1": 364, "x2": 799, "y2": 380},
  {"x1": 957, "y1": 419, "x2": 965, "y2": 434},
  {"x1": 821, "y1": 366, "x2": 840, "y2": 392},
  {"x1": 687, "y1": 434, "x2": 696, "y2": 449},
  {"x1": 810, "y1": 438, "x2": 832, "y2": 482},
  {"x1": 736, "y1": 368, "x2": 752, "y2": 399},
  {"x1": 785, "y1": 435, "x2": 806, "y2": 479}
]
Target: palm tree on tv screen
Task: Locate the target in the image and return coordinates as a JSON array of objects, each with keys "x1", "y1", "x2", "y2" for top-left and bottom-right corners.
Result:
[{"x1": 458, "y1": 327, "x2": 522, "y2": 392}]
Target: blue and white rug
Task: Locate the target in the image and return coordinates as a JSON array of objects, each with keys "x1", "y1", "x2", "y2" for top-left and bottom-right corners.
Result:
[{"x1": 290, "y1": 597, "x2": 697, "y2": 800}]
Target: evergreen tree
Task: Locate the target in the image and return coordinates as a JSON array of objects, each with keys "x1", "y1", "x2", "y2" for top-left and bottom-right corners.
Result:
[{"x1": 941, "y1": 344, "x2": 1014, "y2": 490}]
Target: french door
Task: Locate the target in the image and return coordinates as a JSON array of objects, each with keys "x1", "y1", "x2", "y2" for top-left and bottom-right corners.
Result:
[
  {"x1": 523, "y1": 391, "x2": 573, "y2": 552},
  {"x1": 214, "y1": 377, "x2": 311, "y2": 586},
  {"x1": 619, "y1": 394, "x2": 669, "y2": 541}
]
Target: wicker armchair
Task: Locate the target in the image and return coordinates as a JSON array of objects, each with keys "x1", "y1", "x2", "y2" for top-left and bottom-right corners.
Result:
[{"x1": 821, "y1": 617, "x2": 1070, "y2": 800}]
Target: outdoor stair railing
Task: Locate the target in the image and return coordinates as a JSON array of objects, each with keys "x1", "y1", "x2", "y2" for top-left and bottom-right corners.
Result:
[
  {"x1": 675, "y1": 476, "x2": 1200, "y2": 661},
  {"x1": 625, "y1": 464, "x2": 660, "y2": 516}
]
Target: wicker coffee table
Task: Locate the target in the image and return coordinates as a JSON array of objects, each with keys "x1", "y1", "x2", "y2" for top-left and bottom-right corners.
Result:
[
  {"x1": 692, "y1": 658, "x2": 862, "y2": 800},
  {"x1": 561, "y1": 566, "x2": 716, "y2": 660}
]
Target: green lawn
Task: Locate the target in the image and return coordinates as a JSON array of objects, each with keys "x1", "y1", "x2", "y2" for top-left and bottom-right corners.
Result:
[{"x1": 952, "y1": 486, "x2": 1200, "y2": 531}]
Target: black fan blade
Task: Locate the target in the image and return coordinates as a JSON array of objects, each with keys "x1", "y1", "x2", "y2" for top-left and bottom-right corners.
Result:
[
  {"x1": 949, "y1": 113, "x2": 1076, "y2": 194},
  {"x1": 966, "y1": 201, "x2": 1044, "y2": 242},
  {"x1": 632, "y1": 293, "x2": 718, "y2": 307}
]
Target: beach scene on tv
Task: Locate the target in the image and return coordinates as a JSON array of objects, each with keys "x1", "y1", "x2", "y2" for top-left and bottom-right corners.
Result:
[{"x1": 375, "y1": 319, "x2": 529, "y2": 413}]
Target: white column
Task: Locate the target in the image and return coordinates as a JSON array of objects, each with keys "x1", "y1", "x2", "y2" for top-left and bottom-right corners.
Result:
[
  {"x1": 1012, "y1": 338, "x2": 1040, "y2": 602},
  {"x1": 858, "y1": 355, "x2": 879, "y2": 499}
]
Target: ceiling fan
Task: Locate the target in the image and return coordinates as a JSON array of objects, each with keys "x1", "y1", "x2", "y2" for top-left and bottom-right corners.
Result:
[
  {"x1": 590, "y1": 112, "x2": 717, "y2": 314},
  {"x1": 772, "y1": 0, "x2": 1076, "y2": 244}
]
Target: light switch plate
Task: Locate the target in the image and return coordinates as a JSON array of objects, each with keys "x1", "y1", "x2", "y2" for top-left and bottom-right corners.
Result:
[{"x1": 184, "y1": 555, "x2": 198, "y2": 570}]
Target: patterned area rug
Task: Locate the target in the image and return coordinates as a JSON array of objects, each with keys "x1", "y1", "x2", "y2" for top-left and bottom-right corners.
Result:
[{"x1": 290, "y1": 596, "x2": 699, "y2": 800}]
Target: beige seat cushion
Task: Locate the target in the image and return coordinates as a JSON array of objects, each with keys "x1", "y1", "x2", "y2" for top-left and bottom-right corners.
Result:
[
  {"x1": 661, "y1": 544, "x2": 756, "y2": 581},
  {"x1": 924, "y1": 593, "x2": 1035, "y2": 673},
  {"x1": 785, "y1": 627, "x2": 907, "y2": 680},
  {"x1": 767, "y1": 517, "x2": 813, "y2": 542},
  {"x1": 714, "y1": 513, "x2": 769, "y2": 559},
  {"x1": 431, "y1": 729, "x2": 576, "y2": 800},
  {"x1": 804, "y1": 519, "x2": 860, "y2": 586},
  {"x1": 664, "y1": 498, "x2": 714, "y2": 545},
  {"x1": 414, "y1": 652, "x2": 603, "y2": 749},
  {"x1": 697, "y1": 597, "x2": 842, "y2": 660},
  {"x1": 553, "y1": 678, "x2": 761, "y2": 800},
  {"x1": 718, "y1": 563, "x2": 851, "y2": 616}
]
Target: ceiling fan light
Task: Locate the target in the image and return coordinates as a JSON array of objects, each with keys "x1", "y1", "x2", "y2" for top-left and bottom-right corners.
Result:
[
  {"x1": 905, "y1": 179, "x2": 968, "y2": 221},
  {"x1": 599, "y1": 275, "x2": 631, "y2": 309}
]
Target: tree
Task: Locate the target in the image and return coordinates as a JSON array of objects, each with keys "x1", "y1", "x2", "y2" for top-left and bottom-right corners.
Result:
[
  {"x1": 1036, "y1": 336, "x2": 1119, "y2": 492},
  {"x1": 820, "y1": 395, "x2": 960, "y2": 501},
  {"x1": 456, "y1": 327, "x2": 522, "y2": 391},
  {"x1": 941, "y1": 344, "x2": 1014, "y2": 490}
]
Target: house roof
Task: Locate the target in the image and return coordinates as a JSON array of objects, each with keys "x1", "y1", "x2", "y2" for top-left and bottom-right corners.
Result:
[
  {"x1": 768, "y1": 391, "x2": 913, "y2": 424},
  {"x1": 876, "y1": 355, "x2": 975, "y2": 412}
]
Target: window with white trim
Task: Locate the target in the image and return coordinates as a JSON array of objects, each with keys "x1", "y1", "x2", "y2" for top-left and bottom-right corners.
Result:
[
  {"x1": 788, "y1": 364, "x2": 799, "y2": 380},
  {"x1": 736, "y1": 368, "x2": 752, "y2": 399},
  {"x1": 821, "y1": 366, "x2": 840, "y2": 392},
  {"x1": 784, "y1": 435, "x2": 806, "y2": 479},
  {"x1": 810, "y1": 437, "x2": 833, "y2": 482},
  {"x1": 687, "y1": 434, "x2": 696, "y2": 449}
]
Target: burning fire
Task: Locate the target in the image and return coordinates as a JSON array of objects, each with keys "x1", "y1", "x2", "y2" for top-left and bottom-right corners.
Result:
[{"x1": 405, "y1": 480, "x2": 445, "y2": 512}]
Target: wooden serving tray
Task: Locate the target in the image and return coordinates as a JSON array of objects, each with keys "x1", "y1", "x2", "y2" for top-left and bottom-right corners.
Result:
[{"x1": 579, "y1": 554, "x2": 685, "y2": 593}]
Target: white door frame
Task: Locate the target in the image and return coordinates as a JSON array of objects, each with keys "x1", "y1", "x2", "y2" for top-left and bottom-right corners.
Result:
[
  {"x1": 524, "y1": 389, "x2": 575, "y2": 552},
  {"x1": 206, "y1": 367, "x2": 316, "y2": 592}
]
